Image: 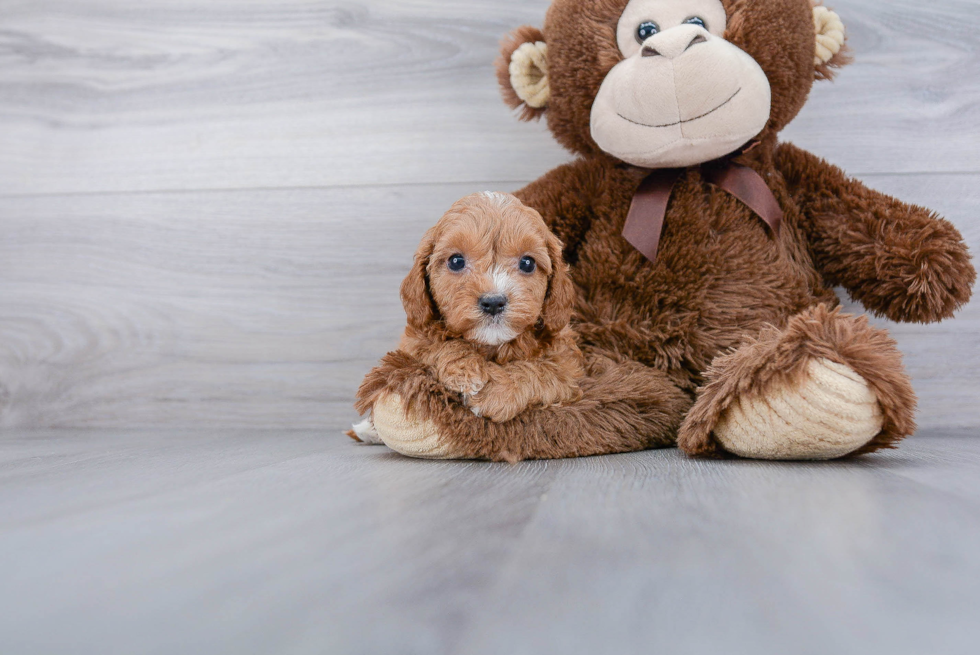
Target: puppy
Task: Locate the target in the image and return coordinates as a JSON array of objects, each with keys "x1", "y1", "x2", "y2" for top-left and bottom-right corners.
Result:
[{"x1": 352, "y1": 192, "x2": 584, "y2": 442}]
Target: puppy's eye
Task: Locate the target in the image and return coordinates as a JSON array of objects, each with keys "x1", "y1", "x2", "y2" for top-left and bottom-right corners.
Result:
[
  {"x1": 636, "y1": 21, "x2": 659, "y2": 43},
  {"x1": 447, "y1": 254, "x2": 466, "y2": 272},
  {"x1": 519, "y1": 256, "x2": 536, "y2": 274},
  {"x1": 684, "y1": 16, "x2": 706, "y2": 29}
]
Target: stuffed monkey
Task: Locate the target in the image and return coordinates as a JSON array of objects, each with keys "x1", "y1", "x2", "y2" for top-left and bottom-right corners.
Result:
[{"x1": 358, "y1": 0, "x2": 975, "y2": 462}]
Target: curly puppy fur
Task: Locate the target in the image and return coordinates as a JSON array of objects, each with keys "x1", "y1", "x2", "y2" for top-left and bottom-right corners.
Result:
[{"x1": 357, "y1": 193, "x2": 587, "y2": 426}]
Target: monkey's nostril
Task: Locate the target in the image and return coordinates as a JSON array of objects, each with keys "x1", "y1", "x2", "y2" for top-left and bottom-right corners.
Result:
[
  {"x1": 479, "y1": 295, "x2": 508, "y2": 316},
  {"x1": 685, "y1": 35, "x2": 708, "y2": 51},
  {"x1": 641, "y1": 45, "x2": 661, "y2": 58}
]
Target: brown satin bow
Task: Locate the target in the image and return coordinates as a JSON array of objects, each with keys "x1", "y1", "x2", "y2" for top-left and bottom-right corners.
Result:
[{"x1": 622, "y1": 163, "x2": 783, "y2": 264}]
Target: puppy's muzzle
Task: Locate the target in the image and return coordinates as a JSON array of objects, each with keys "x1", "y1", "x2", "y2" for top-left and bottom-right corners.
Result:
[{"x1": 479, "y1": 294, "x2": 508, "y2": 317}]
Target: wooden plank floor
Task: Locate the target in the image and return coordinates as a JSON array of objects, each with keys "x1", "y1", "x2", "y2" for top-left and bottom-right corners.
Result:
[
  {"x1": 2, "y1": 427, "x2": 980, "y2": 655},
  {"x1": 1, "y1": 0, "x2": 979, "y2": 652}
]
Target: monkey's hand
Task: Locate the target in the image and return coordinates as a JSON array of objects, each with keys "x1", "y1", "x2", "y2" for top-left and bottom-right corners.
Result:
[{"x1": 778, "y1": 142, "x2": 975, "y2": 323}]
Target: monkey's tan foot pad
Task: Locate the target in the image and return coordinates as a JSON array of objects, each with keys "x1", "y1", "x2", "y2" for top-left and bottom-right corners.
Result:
[
  {"x1": 370, "y1": 394, "x2": 459, "y2": 460},
  {"x1": 714, "y1": 358, "x2": 884, "y2": 461}
]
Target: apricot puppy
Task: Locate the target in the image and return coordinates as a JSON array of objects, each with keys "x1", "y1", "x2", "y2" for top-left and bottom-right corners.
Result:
[{"x1": 353, "y1": 192, "x2": 584, "y2": 441}]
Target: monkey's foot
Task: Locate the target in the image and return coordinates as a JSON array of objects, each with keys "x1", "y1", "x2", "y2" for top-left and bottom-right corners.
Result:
[
  {"x1": 678, "y1": 305, "x2": 916, "y2": 460},
  {"x1": 713, "y1": 358, "x2": 882, "y2": 460},
  {"x1": 370, "y1": 394, "x2": 458, "y2": 459}
]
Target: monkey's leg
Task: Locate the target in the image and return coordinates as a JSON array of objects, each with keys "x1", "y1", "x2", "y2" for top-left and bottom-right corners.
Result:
[
  {"x1": 368, "y1": 351, "x2": 690, "y2": 462},
  {"x1": 678, "y1": 304, "x2": 916, "y2": 460}
]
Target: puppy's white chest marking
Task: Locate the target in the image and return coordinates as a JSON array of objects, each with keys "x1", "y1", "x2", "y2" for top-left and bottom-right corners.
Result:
[{"x1": 471, "y1": 322, "x2": 518, "y2": 346}]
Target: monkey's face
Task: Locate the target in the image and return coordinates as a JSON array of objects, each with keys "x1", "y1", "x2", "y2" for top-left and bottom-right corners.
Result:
[
  {"x1": 590, "y1": 0, "x2": 771, "y2": 168},
  {"x1": 498, "y1": 0, "x2": 849, "y2": 166}
]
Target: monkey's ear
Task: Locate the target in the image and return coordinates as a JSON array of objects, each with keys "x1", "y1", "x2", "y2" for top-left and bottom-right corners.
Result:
[
  {"x1": 400, "y1": 228, "x2": 439, "y2": 330},
  {"x1": 812, "y1": 4, "x2": 851, "y2": 80},
  {"x1": 496, "y1": 26, "x2": 549, "y2": 121},
  {"x1": 541, "y1": 232, "x2": 575, "y2": 335}
]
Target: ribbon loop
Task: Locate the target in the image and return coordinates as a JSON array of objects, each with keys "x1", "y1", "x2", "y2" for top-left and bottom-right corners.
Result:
[
  {"x1": 703, "y1": 164, "x2": 783, "y2": 237},
  {"x1": 622, "y1": 168, "x2": 682, "y2": 264},
  {"x1": 622, "y1": 163, "x2": 783, "y2": 264}
]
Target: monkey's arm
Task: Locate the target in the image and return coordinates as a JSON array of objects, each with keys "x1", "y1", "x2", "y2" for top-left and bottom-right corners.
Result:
[
  {"x1": 514, "y1": 159, "x2": 602, "y2": 259},
  {"x1": 776, "y1": 142, "x2": 975, "y2": 323}
]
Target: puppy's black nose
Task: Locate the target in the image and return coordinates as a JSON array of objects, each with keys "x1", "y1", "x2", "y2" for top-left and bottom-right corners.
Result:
[{"x1": 479, "y1": 295, "x2": 508, "y2": 316}]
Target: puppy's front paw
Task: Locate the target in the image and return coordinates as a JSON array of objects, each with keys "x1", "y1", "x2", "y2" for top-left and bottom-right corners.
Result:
[
  {"x1": 460, "y1": 393, "x2": 485, "y2": 418},
  {"x1": 466, "y1": 391, "x2": 523, "y2": 423},
  {"x1": 440, "y1": 361, "x2": 487, "y2": 396}
]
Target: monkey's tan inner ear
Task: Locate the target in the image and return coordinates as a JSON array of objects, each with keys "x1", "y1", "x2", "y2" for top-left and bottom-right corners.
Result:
[
  {"x1": 813, "y1": 6, "x2": 845, "y2": 66},
  {"x1": 509, "y1": 41, "x2": 549, "y2": 109}
]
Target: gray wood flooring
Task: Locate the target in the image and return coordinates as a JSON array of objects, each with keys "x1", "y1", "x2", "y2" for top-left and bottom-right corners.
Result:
[
  {"x1": 1, "y1": 1, "x2": 979, "y2": 653},
  {"x1": 3, "y1": 428, "x2": 980, "y2": 655}
]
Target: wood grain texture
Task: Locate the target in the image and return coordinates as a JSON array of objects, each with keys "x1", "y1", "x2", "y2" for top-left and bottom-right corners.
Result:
[
  {"x1": 0, "y1": 175, "x2": 976, "y2": 430},
  {"x1": 1, "y1": 428, "x2": 979, "y2": 655},
  {"x1": 0, "y1": 183, "x2": 479, "y2": 428},
  {"x1": 0, "y1": 0, "x2": 978, "y2": 197},
  {"x1": 1, "y1": 2, "x2": 978, "y2": 652}
]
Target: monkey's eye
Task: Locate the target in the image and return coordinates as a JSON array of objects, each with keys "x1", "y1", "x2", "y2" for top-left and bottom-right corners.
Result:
[
  {"x1": 519, "y1": 256, "x2": 536, "y2": 274},
  {"x1": 447, "y1": 254, "x2": 466, "y2": 272},
  {"x1": 684, "y1": 16, "x2": 707, "y2": 29},
  {"x1": 635, "y1": 21, "x2": 660, "y2": 43}
]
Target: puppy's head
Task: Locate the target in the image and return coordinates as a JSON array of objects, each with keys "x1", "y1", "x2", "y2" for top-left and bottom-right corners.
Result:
[{"x1": 401, "y1": 192, "x2": 574, "y2": 346}]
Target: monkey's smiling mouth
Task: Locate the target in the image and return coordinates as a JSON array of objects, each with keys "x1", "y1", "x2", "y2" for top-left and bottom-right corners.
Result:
[{"x1": 617, "y1": 88, "x2": 742, "y2": 128}]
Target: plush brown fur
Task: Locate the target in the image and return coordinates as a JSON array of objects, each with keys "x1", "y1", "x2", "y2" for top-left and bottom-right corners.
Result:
[
  {"x1": 360, "y1": 0, "x2": 975, "y2": 461},
  {"x1": 356, "y1": 347, "x2": 691, "y2": 463},
  {"x1": 777, "y1": 143, "x2": 976, "y2": 323}
]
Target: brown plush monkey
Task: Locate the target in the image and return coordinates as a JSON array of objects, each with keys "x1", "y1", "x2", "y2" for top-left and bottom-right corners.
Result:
[{"x1": 356, "y1": 0, "x2": 975, "y2": 462}]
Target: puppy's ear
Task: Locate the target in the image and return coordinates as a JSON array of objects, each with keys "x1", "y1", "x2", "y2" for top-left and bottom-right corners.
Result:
[
  {"x1": 496, "y1": 26, "x2": 549, "y2": 122},
  {"x1": 541, "y1": 232, "x2": 575, "y2": 334},
  {"x1": 400, "y1": 228, "x2": 438, "y2": 330}
]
